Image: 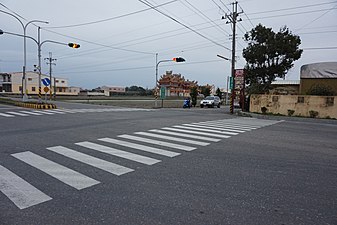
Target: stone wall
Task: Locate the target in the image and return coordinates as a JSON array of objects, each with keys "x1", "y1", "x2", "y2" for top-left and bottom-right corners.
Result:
[{"x1": 250, "y1": 94, "x2": 337, "y2": 119}]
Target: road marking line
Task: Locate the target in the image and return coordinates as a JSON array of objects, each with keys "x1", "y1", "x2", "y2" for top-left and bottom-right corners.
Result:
[
  {"x1": 195, "y1": 122, "x2": 255, "y2": 130},
  {"x1": 99, "y1": 138, "x2": 181, "y2": 157},
  {"x1": 33, "y1": 110, "x2": 55, "y2": 115},
  {"x1": 12, "y1": 151, "x2": 100, "y2": 190},
  {"x1": 46, "y1": 146, "x2": 134, "y2": 176},
  {"x1": 6, "y1": 111, "x2": 29, "y2": 117},
  {"x1": 118, "y1": 134, "x2": 196, "y2": 151},
  {"x1": 149, "y1": 129, "x2": 221, "y2": 142},
  {"x1": 0, "y1": 165, "x2": 52, "y2": 210},
  {"x1": 0, "y1": 112, "x2": 15, "y2": 117},
  {"x1": 76, "y1": 141, "x2": 161, "y2": 165},
  {"x1": 185, "y1": 124, "x2": 246, "y2": 133},
  {"x1": 19, "y1": 111, "x2": 43, "y2": 116},
  {"x1": 173, "y1": 125, "x2": 239, "y2": 136},
  {"x1": 161, "y1": 127, "x2": 231, "y2": 139},
  {"x1": 134, "y1": 132, "x2": 210, "y2": 146},
  {"x1": 53, "y1": 109, "x2": 77, "y2": 113},
  {"x1": 197, "y1": 121, "x2": 258, "y2": 129},
  {"x1": 44, "y1": 110, "x2": 66, "y2": 114}
]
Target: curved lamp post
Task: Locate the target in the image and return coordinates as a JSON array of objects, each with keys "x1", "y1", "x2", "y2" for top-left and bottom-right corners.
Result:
[
  {"x1": 0, "y1": 9, "x2": 48, "y2": 101},
  {"x1": 0, "y1": 28, "x2": 80, "y2": 101},
  {"x1": 155, "y1": 54, "x2": 185, "y2": 108}
]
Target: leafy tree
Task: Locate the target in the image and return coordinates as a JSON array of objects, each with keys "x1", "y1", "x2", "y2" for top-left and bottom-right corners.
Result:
[
  {"x1": 243, "y1": 24, "x2": 303, "y2": 94},
  {"x1": 190, "y1": 86, "x2": 198, "y2": 107},
  {"x1": 200, "y1": 86, "x2": 211, "y2": 97},
  {"x1": 215, "y1": 87, "x2": 222, "y2": 98}
]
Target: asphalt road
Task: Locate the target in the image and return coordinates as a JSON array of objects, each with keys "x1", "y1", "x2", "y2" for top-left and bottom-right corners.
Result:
[{"x1": 0, "y1": 101, "x2": 336, "y2": 225}]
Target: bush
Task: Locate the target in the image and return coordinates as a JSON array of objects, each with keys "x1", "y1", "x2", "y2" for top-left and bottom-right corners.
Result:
[
  {"x1": 309, "y1": 110, "x2": 319, "y2": 118},
  {"x1": 261, "y1": 106, "x2": 268, "y2": 114},
  {"x1": 287, "y1": 109, "x2": 295, "y2": 116}
]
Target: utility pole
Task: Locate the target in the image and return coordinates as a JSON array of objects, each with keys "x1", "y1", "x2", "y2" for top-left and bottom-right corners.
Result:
[
  {"x1": 44, "y1": 52, "x2": 56, "y2": 101},
  {"x1": 223, "y1": 1, "x2": 242, "y2": 114}
]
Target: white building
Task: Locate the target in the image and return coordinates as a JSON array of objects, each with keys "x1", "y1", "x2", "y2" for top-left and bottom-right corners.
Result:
[{"x1": 0, "y1": 71, "x2": 80, "y2": 96}]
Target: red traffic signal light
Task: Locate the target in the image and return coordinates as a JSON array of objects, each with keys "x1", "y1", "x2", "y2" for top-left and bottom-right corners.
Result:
[
  {"x1": 173, "y1": 57, "x2": 185, "y2": 62},
  {"x1": 68, "y1": 43, "x2": 80, "y2": 48}
]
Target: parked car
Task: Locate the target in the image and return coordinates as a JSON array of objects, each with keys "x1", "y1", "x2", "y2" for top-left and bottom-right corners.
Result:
[{"x1": 200, "y1": 96, "x2": 221, "y2": 108}]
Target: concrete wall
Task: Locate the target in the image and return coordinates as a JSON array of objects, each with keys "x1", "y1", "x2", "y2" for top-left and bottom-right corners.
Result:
[
  {"x1": 300, "y1": 78, "x2": 337, "y2": 95},
  {"x1": 250, "y1": 94, "x2": 337, "y2": 119}
]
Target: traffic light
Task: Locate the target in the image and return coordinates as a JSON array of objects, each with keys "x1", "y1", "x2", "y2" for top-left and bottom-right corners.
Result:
[
  {"x1": 173, "y1": 57, "x2": 185, "y2": 62},
  {"x1": 68, "y1": 43, "x2": 80, "y2": 48}
]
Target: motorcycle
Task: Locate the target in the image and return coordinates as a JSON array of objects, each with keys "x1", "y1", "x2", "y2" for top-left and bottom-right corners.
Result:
[{"x1": 183, "y1": 99, "x2": 191, "y2": 108}]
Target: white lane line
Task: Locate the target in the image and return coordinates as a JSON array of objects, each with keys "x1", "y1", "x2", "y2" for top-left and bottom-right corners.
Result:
[
  {"x1": 53, "y1": 109, "x2": 77, "y2": 114},
  {"x1": 19, "y1": 111, "x2": 43, "y2": 116},
  {"x1": 149, "y1": 129, "x2": 221, "y2": 142},
  {"x1": 12, "y1": 151, "x2": 100, "y2": 190},
  {"x1": 33, "y1": 110, "x2": 55, "y2": 115},
  {"x1": 161, "y1": 127, "x2": 231, "y2": 139},
  {"x1": 0, "y1": 112, "x2": 15, "y2": 117},
  {"x1": 6, "y1": 111, "x2": 29, "y2": 117},
  {"x1": 46, "y1": 146, "x2": 134, "y2": 176},
  {"x1": 99, "y1": 138, "x2": 181, "y2": 157},
  {"x1": 135, "y1": 132, "x2": 210, "y2": 146},
  {"x1": 0, "y1": 165, "x2": 52, "y2": 210},
  {"x1": 197, "y1": 121, "x2": 258, "y2": 129},
  {"x1": 195, "y1": 122, "x2": 255, "y2": 130},
  {"x1": 44, "y1": 110, "x2": 66, "y2": 114},
  {"x1": 173, "y1": 125, "x2": 239, "y2": 136},
  {"x1": 76, "y1": 141, "x2": 160, "y2": 165},
  {"x1": 118, "y1": 134, "x2": 196, "y2": 151},
  {"x1": 186, "y1": 124, "x2": 246, "y2": 133}
]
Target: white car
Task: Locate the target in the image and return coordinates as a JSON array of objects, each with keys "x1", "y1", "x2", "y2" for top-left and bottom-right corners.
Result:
[{"x1": 200, "y1": 96, "x2": 221, "y2": 108}]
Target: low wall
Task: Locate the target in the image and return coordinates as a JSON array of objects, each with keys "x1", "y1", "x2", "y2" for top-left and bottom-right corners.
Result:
[{"x1": 250, "y1": 94, "x2": 337, "y2": 119}]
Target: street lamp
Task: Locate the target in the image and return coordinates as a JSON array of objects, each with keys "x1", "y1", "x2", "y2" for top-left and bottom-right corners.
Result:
[
  {"x1": 217, "y1": 54, "x2": 231, "y2": 107},
  {"x1": 155, "y1": 54, "x2": 185, "y2": 108},
  {"x1": 0, "y1": 29, "x2": 80, "y2": 101},
  {"x1": 0, "y1": 9, "x2": 48, "y2": 101}
]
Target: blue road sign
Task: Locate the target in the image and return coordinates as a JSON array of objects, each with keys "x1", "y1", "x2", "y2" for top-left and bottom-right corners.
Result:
[{"x1": 42, "y1": 78, "x2": 51, "y2": 86}]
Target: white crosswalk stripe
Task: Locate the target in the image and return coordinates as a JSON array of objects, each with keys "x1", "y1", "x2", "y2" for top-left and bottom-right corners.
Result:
[
  {"x1": 76, "y1": 141, "x2": 161, "y2": 165},
  {"x1": 12, "y1": 151, "x2": 100, "y2": 190},
  {"x1": 184, "y1": 123, "x2": 246, "y2": 133},
  {"x1": 0, "y1": 117, "x2": 283, "y2": 210},
  {"x1": 19, "y1": 111, "x2": 43, "y2": 116},
  {"x1": 99, "y1": 138, "x2": 181, "y2": 157},
  {"x1": 46, "y1": 146, "x2": 134, "y2": 176},
  {"x1": 173, "y1": 125, "x2": 239, "y2": 136},
  {"x1": 162, "y1": 127, "x2": 231, "y2": 139},
  {"x1": 118, "y1": 134, "x2": 196, "y2": 151},
  {"x1": 148, "y1": 129, "x2": 222, "y2": 142},
  {"x1": 33, "y1": 110, "x2": 55, "y2": 115},
  {"x1": 0, "y1": 112, "x2": 15, "y2": 117},
  {"x1": 6, "y1": 111, "x2": 29, "y2": 116},
  {"x1": 44, "y1": 110, "x2": 66, "y2": 114},
  {"x1": 134, "y1": 131, "x2": 210, "y2": 146},
  {"x1": 0, "y1": 165, "x2": 52, "y2": 209}
]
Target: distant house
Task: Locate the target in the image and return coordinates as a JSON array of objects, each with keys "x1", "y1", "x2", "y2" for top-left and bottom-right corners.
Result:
[
  {"x1": 0, "y1": 71, "x2": 80, "y2": 96},
  {"x1": 270, "y1": 80, "x2": 300, "y2": 95},
  {"x1": 100, "y1": 86, "x2": 126, "y2": 96},
  {"x1": 158, "y1": 71, "x2": 198, "y2": 97},
  {"x1": 300, "y1": 62, "x2": 337, "y2": 94}
]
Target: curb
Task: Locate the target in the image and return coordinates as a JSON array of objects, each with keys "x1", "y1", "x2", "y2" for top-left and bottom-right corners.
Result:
[{"x1": 14, "y1": 102, "x2": 57, "y2": 109}]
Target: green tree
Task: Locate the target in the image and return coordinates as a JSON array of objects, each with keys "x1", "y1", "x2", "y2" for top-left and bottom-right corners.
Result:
[
  {"x1": 243, "y1": 24, "x2": 303, "y2": 94},
  {"x1": 215, "y1": 87, "x2": 222, "y2": 98},
  {"x1": 190, "y1": 86, "x2": 198, "y2": 107},
  {"x1": 200, "y1": 86, "x2": 211, "y2": 97}
]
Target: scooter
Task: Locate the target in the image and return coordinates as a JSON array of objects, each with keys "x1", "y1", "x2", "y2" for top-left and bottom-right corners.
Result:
[{"x1": 183, "y1": 99, "x2": 191, "y2": 108}]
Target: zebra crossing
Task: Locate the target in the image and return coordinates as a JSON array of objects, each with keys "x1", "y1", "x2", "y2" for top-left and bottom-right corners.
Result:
[
  {"x1": 0, "y1": 118, "x2": 282, "y2": 210},
  {"x1": 0, "y1": 107, "x2": 154, "y2": 118}
]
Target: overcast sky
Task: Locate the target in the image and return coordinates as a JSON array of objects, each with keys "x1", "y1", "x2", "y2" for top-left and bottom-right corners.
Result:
[{"x1": 0, "y1": 0, "x2": 336, "y2": 89}]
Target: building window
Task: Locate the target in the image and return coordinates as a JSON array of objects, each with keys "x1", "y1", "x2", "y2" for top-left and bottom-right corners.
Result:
[
  {"x1": 32, "y1": 87, "x2": 36, "y2": 92},
  {"x1": 28, "y1": 78, "x2": 32, "y2": 81},
  {"x1": 19, "y1": 86, "x2": 22, "y2": 91},
  {"x1": 326, "y1": 97, "x2": 334, "y2": 106},
  {"x1": 272, "y1": 96, "x2": 279, "y2": 102},
  {"x1": 61, "y1": 81, "x2": 65, "y2": 83},
  {"x1": 298, "y1": 97, "x2": 304, "y2": 103},
  {"x1": 56, "y1": 80, "x2": 59, "y2": 83}
]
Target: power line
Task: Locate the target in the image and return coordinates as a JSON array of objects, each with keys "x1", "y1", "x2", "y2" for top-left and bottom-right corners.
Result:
[
  {"x1": 45, "y1": 0, "x2": 178, "y2": 29},
  {"x1": 138, "y1": 0, "x2": 231, "y2": 51}
]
